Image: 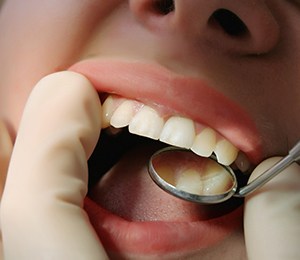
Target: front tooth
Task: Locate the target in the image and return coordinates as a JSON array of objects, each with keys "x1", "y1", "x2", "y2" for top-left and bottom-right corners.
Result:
[
  {"x1": 110, "y1": 100, "x2": 135, "y2": 128},
  {"x1": 160, "y1": 117, "x2": 195, "y2": 148},
  {"x1": 202, "y1": 160, "x2": 234, "y2": 195},
  {"x1": 129, "y1": 106, "x2": 164, "y2": 140},
  {"x1": 102, "y1": 96, "x2": 114, "y2": 128},
  {"x1": 191, "y1": 128, "x2": 217, "y2": 157},
  {"x1": 214, "y1": 139, "x2": 239, "y2": 166}
]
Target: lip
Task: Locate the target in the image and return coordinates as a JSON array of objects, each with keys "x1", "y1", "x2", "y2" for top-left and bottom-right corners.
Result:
[
  {"x1": 69, "y1": 58, "x2": 262, "y2": 163},
  {"x1": 84, "y1": 196, "x2": 244, "y2": 255}
]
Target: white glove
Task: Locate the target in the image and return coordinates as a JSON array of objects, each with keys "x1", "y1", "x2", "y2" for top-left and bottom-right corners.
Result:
[
  {"x1": 0, "y1": 72, "x2": 108, "y2": 260},
  {"x1": 244, "y1": 157, "x2": 300, "y2": 260}
]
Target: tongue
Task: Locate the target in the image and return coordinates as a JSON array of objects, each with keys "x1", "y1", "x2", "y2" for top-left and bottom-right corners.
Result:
[{"x1": 89, "y1": 145, "x2": 241, "y2": 222}]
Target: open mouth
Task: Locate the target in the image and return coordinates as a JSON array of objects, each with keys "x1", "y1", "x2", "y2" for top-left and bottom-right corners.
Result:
[
  {"x1": 89, "y1": 94, "x2": 252, "y2": 192},
  {"x1": 69, "y1": 59, "x2": 262, "y2": 257}
]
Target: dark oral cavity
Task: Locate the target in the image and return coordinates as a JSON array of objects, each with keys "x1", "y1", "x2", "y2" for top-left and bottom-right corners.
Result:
[{"x1": 88, "y1": 126, "x2": 245, "y2": 222}]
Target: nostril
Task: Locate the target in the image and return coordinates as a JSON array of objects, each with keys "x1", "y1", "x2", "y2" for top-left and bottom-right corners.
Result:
[
  {"x1": 210, "y1": 9, "x2": 248, "y2": 37},
  {"x1": 153, "y1": 0, "x2": 175, "y2": 15}
]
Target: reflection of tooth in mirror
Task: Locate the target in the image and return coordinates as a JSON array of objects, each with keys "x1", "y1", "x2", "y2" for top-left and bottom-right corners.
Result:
[
  {"x1": 201, "y1": 160, "x2": 234, "y2": 195},
  {"x1": 176, "y1": 169, "x2": 204, "y2": 195},
  {"x1": 152, "y1": 149, "x2": 235, "y2": 196}
]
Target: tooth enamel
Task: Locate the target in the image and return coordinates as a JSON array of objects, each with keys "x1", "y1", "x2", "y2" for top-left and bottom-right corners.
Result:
[
  {"x1": 102, "y1": 96, "x2": 115, "y2": 128},
  {"x1": 175, "y1": 160, "x2": 233, "y2": 196},
  {"x1": 110, "y1": 100, "x2": 135, "y2": 128},
  {"x1": 202, "y1": 160, "x2": 234, "y2": 195},
  {"x1": 160, "y1": 117, "x2": 196, "y2": 148},
  {"x1": 191, "y1": 128, "x2": 217, "y2": 157},
  {"x1": 214, "y1": 139, "x2": 239, "y2": 166},
  {"x1": 176, "y1": 169, "x2": 204, "y2": 195},
  {"x1": 129, "y1": 106, "x2": 164, "y2": 140}
]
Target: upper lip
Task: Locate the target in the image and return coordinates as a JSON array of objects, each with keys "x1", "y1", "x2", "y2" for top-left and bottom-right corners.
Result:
[{"x1": 69, "y1": 58, "x2": 262, "y2": 163}]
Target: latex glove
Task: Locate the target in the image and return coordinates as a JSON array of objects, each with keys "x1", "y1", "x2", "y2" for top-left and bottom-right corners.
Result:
[
  {"x1": 244, "y1": 157, "x2": 300, "y2": 260},
  {"x1": 0, "y1": 72, "x2": 108, "y2": 260}
]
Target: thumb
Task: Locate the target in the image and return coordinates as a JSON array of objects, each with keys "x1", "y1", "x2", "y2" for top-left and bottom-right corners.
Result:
[
  {"x1": 244, "y1": 157, "x2": 300, "y2": 260},
  {"x1": 0, "y1": 71, "x2": 108, "y2": 259}
]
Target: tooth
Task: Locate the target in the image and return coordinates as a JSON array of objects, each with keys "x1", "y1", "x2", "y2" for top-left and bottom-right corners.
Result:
[
  {"x1": 234, "y1": 152, "x2": 251, "y2": 173},
  {"x1": 129, "y1": 106, "x2": 164, "y2": 140},
  {"x1": 191, "y1": 128, "x2": 217, "y2": 157},
  {"x1": 110, "y1": 100, "x2": 135, "y2": 128},
  {"x1": 214, "y1": 139, "x2": 239, "y2": 166},
  {"x1": 160, "y1": 117, "x2": 195, "y2": 148},
  {"x1": 175, "y1": 169, "x2": 203, "y2": 195},
  {"x1": 102, "y1": 96, "x2": 115, "y2": 128},
  {"x1": 175, "y1": 160, "x2": 234, "y2": 196},
  {"x1": 202, "y1": 160, "x2": 234, "y2": 195}
]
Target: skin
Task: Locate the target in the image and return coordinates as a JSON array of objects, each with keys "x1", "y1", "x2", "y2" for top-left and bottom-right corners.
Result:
[{"x1": 0, "y1": 0, "x2": 299, "y2": 259}]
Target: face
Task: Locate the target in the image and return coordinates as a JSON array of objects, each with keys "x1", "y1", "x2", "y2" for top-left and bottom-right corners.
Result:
[{"x1": 0, "y1": 0, "x2": 299, "y2": 259}]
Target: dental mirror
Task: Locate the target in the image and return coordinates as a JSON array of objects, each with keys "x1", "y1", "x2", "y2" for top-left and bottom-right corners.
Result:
[{"x1": 148, "y1": 141, "x2": 300, "y2": 204}]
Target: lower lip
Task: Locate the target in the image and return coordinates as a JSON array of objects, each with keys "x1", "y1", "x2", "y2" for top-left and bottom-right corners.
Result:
[{"x1": 84, "y1": 197, "x2": 243, "y2": 255}]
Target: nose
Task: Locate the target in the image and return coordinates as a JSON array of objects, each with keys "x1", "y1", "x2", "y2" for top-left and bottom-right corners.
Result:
[{"x1": 129, "y1": 0, "x2": 279, "y2": 55}]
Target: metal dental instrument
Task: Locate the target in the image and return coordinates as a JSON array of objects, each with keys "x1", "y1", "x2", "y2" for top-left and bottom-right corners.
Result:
[{"x1": 148, "y1": 141, "x2": 300, "y2": 204}]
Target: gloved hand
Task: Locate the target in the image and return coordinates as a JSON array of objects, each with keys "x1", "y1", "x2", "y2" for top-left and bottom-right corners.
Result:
[
  {"x1": 244, "y1": 157, "x2": 300, "y2": 260},
  {"x1": 0, "y1": 72, "x2": 108, "y2": 260}
]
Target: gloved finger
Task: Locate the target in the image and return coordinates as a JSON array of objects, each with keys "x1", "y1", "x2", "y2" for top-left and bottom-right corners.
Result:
[
  {"x1": 244, "y1": 157, "x2": 300, "y2": 260},
  {"x1": 0, "y1": 72, "x2": 108, "y2": 260},
  {"x1": 0, "y1": 120, "x2": 13, "y2": 197}
]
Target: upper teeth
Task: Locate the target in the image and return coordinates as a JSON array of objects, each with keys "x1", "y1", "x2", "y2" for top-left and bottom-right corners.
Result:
[{"x1": 102, "y1": 95, "x2": 241, "y2": 166}]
